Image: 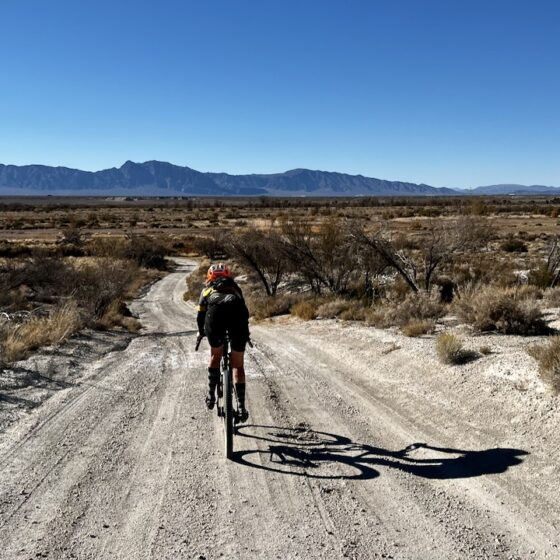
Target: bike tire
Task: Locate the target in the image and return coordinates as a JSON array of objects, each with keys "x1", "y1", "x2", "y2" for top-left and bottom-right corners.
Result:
[{"x1": 223, "y1": 366, "x2": 234, "y2": 459}]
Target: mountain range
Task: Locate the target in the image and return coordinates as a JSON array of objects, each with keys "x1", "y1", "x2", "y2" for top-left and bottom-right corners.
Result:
[{"x1": 0, "y1": 161, "x2": 558, "y2": 197}]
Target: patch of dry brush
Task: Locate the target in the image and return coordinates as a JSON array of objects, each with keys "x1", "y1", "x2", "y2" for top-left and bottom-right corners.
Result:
[
  {"x1": 436, "y1": 333, "x2": 475, "y2": 365},
  {"x1": 454, "y1": 286, "x2": 549, "y2": 335},
  {"x1": 1, "y1": 301, "x2": 80, "y2": 363},
  {"x1": 527, "y1": 338, "x2": 560, "y2": 394},
  {"x1": 0, "y1": 234, "x2": 168, "y2": 364}
]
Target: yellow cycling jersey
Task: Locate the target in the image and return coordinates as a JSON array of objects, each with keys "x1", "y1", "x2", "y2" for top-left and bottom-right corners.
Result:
[{"x1": 197, "y1": 286, "x2": 214, "y2": 312}]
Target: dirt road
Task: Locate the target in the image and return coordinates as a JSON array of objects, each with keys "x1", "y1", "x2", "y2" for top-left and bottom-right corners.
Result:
[{"x1": 0, "y1": 261, "x2": 559, "y2": 559}]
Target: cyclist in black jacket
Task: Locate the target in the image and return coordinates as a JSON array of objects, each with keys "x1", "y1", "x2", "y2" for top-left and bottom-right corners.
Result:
[{"x1": 197, "y1": 263, "x2": 250, "y2": 422}]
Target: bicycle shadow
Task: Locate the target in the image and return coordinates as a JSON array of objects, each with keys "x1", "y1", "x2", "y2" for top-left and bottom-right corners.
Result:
[{"x1": 234, "y1": 424, "x2": 528, "y2": 481}]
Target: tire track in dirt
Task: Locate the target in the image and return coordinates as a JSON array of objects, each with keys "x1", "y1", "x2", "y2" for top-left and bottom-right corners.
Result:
[{"x1": 1, "y1": 260, "x2": 558, "y2": 559}]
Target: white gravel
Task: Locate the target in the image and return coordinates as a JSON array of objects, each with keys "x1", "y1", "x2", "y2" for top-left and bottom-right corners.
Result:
[{"x1": 0, "y1": 260, "x2": 558, "y2": 559}]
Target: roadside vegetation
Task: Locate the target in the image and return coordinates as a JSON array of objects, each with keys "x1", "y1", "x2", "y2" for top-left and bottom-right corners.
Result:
[
  {"x1": 0, "y1": 231, "x2": 169, "y2": 364},
  {"x1": 3, "y1": 195, "x2": 560, "y2": 391},
  {"x1": 527, "y1": 338, "x2": 560, "y2": 394},
  {"x1": 183, "y1": 206, "x2": 560, "y2": 391},
  {"x1": 189, "y1": 213, "x2": 558, "y2": 333}
]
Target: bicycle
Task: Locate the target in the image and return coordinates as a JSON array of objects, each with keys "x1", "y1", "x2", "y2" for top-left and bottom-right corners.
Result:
[{"x1": 196, "y1": 334, "x2": 252, "y2": 459}]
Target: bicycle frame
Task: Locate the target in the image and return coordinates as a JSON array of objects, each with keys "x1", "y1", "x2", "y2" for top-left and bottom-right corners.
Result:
[
  {"x1": 196, "y1": 333, "x2": 252, "y2": 460},
  {"x1": 216, "y1": 336, "x2": 235, "y2": 459}
]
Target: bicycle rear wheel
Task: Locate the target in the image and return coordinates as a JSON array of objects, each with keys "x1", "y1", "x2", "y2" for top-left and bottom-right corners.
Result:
[{"x1": 223, "y1": 367, "x2": 234, "y2": 459}]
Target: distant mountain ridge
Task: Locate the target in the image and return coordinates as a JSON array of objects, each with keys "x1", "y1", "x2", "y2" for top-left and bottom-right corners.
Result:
[
  {"x1": 465, "y1": 184, "x2": 560, "y2": 195},
  {"x1": 0, "y1": 161, "x2": 457, "y2": 196},
  {"x1": 0, "y1": 161, "x2": 557, "y2": 196}
]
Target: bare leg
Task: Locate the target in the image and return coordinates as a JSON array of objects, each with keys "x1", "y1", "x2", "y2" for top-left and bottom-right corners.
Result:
[
  {"x1": 209, "y1": 345, "x2": 223, "y2": 368},
  {"x1": 230, "y1": 350, "x2": 245, "y2": 383}
]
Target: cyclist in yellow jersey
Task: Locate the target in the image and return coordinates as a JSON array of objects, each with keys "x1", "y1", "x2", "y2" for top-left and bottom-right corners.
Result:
[{"x1": 197, "y1": 263, "x2": 250, "y2": 422}]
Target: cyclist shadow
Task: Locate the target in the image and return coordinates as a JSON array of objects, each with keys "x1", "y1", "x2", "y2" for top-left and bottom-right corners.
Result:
[{"x1": 234, "y1": 424, "x2": 528, "y2": 481}]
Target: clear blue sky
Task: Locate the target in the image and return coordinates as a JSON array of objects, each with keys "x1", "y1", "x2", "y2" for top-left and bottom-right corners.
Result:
[{"x1": 1, "y1": 0, "x2": 558, "y2": 187}]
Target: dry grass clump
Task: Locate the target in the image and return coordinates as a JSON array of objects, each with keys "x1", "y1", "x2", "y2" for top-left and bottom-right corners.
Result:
[
  {"x1": 315, "y1": 298, "x2": 381, "y2": 323},
  {"x1": 527, "y1": 337, "x2": 560, "y2": 394},
  {"x1": 316, "y1": 298, "x2": 353, "y2": 319},
  {"x1": 290, "y1": 300, "x2": 319, "y2": 321},
  {"x1": 436, "y1": 333, "x2": 474, "y2": 365},
  {"x1": 514, "y1": 285, "x2": 543, "y2": 301},
  {"x1": 1, "y1": 301, "x2": 81, "y2": 363},
  {"x1": 454, "y1": 285, "x2": 549, "y2": 335},
  {"x1": 402, "y1": 319, "x2": 436, "y2": 337},
  {"x1": 543, "y1": 287, "x2": 560, "y2": 307},
  {"x1": 372, "y1": 292, "x2": 444, "y2": 328},
  {"x1": 247, "y1": 293, "x2": 301, "y2": 321},
  {"x1": 96, "y1": 301, "x2": 141, "y2": 332}
]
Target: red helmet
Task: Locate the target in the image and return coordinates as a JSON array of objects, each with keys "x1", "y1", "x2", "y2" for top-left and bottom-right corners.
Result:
[{"x1": 207, "y1": 263, "x2": 232, "y2": 282}]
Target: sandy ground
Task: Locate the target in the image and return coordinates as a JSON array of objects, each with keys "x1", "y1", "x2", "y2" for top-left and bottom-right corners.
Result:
[{"x1": 0, "y1": 259, "x2": 559, "y2": 559}]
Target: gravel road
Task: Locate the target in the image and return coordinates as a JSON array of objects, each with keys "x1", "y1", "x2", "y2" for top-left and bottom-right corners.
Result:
[{"x1": 0, "y1": 260, "x2": 558, "y2": 559}]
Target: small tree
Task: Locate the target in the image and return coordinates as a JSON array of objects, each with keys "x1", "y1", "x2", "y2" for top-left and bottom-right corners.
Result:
[
  {"x1": 354, "y1": 216, "x2": 490, "y2": 293},
  {"x1": 228, "y1": 228, "x2": 287, "y2": 296},
  {"x1": 281, "y1": 218, "x2": 357, "y2": 295},
  {"x1": 194, "y1": 231, "x2": 228, "y2": 260}
]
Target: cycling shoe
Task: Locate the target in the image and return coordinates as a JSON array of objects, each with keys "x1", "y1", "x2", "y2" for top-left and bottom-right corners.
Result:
[
  {"x1": 235, "y1": 408, "x2": 249, "y2": 424},
  {"x1": 205, "y1": 395, "x2": 216, "y2": 410}
]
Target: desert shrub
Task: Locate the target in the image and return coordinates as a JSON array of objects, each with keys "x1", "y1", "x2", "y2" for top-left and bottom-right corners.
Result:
[
  {"x1": 71, "y1": 259, "x2": 138, "y2": 320},
  {"x1": 527, "y1": 338, "x2": 560, "y2": 394},
  {"x1": 436, "y1": 333, "x2": 473, "y2": 365},
  {"x1": 194, "y1": 233, "x2": 228, "y2": 259},
  {"x1": 247, "y1": 293, "x2": 301, "y2": 320},
  {"x1": 453, "y1": 256, "x2": 518, "y2": 289},
  {"x1": 454, "y1": 286, "x2": 549, "y2": 335},
  {"x1": 85, "y1": 236, "x2": 128, "y2": 259},
  {"x1": 96, "y1": 300, "x2": 141, "y2": 332},
  {"x1": 402, "y1": 319, "x2": 436, "y2": 337},
  {"x1": 339, "y1": 306, "x2": 371, "y2": 321},
  {"x1": 543, "y1": 287, "x2": 560, "y2": 307},
  {"x1": 500, "y1": 237, "x2": 528, "y2": 253},
  {"x1": 529, "y1": 265, "x2": 553, "y2": 289},
  {"x1": 514, "y1": 285, "x2": 543, "y2": 301},
  {"x1": 0, "y1": 301, "x2": 81, "y2": 363},
  {"x1": 381, "y1": 292, "x2": 445, "y2": 327},
  {"x1": 12, "y1": 254, "x2": 72, "y2": 302},
  {"x1": 124, "y1": 234, "x2": 168, "y2": 270},
  {"x1": 170, "y1": 235, "x2": 198, "y2": 255},
  {"x1": 316, "y1": 298, "x2": 353, "y2": 318},
  {"x1": 0, "y1": 242, "x2": 33, "y2": 258},
  {"x1": 290, "y1": 300, "x2": 318, "y2": 321}
]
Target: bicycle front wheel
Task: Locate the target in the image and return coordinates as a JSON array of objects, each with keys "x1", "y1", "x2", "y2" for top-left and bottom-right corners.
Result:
[{"x1": 223, "y1": 367, "x2": 234, "y2": 459}]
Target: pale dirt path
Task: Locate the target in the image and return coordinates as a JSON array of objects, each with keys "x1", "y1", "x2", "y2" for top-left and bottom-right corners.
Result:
[{"x1": 0, "y1": 261, "x2": 558, "y2": 559}]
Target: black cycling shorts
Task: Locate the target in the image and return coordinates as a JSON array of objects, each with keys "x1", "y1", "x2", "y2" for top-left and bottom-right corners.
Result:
[{"x1": 204, "y1": 301, "x2": 249, "y2": 352}]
